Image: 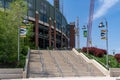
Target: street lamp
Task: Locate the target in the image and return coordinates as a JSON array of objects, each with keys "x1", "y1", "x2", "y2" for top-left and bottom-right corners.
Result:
[
  {"x1": 82, "y1": 25, "x2": 89, "y2": 54},
  {"x1": 98, "y1": 18, "x2": 109, "y2": 69},
  {"x1": 82, "y1": 25, "x2": 87, "y2": 38}
]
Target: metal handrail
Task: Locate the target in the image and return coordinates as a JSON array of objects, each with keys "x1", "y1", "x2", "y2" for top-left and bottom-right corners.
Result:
[
  {"x1": 38, "y1": 47, "x2": 46, "y2": 73},
  {"x1": 47, "y1": 48, "x2": 64, "y2": 77},
  {"x1": 84, "y1": 53, "x2": 108, "y2": 69},
  {"x1": 58, "y1": 50, "x2": 79, "y2": 76},
  {"x1": 71, "y1": 50, "x2": 95, "y2": 76},
  {"x1": 67, "y1": 50, "x2": 84, "y2": 64}
]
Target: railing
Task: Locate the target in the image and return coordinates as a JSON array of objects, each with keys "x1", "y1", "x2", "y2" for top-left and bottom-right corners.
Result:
[
  {"x1": 67, "y1": 50, "x2": 84, "y2": 65},
  {"x1": 58, "y1": 50, "x2": 79, "y2": 76},
  {"x1": 23, "y1": 47, "x2": 30, "y2": 78},
  {"x1": 72, "y1": 49, "x2": 95, "y2": 76},
  {"x1": 73, "y1": 48, "x2": 109, "y2": 76},
  {"x1": 81, "y1": 53, "x2": 95, "y2": 76},
  {"x1": 66, "y1": 50, "x2": 93, "y2": 75},
  {"x1": 84, "y1": 53, "x2": 108, "y2": 69},
  {"x1": 47, "y1": 48, "x2": 63, "y2": 77},
  {"x1": 38, "y1": 47, "x2": 47, "y2": 75}
]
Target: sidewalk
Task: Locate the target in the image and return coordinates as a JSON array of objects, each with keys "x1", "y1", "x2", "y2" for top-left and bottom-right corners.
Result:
[{"x1": 2, "y1": 77, "x2": 120, "y2": 80}]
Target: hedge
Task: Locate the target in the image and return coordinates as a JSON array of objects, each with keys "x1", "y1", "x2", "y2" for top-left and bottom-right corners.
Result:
[
  {"x1": 81, "y1": 47, "x2": 107, "y2": 57},
  {"x1": 114, "y1": 54, "x2": 120, "y2": 63}
]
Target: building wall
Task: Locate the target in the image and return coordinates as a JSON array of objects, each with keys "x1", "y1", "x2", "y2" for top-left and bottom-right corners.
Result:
[
  {"x1": 70, "y1": 23, "x2": 75, "y2": 49},
  {"x1": 0, "y1": 0, "x2": 12, "y2": 8},
  {"x1": 28, "y1": 0, "x2": 67, "y2": 34},
  {"x1": 27, "y1": 0, "x2": 70, "y2": 49},
  {"x1": 54, "y1": 0, "x2": 59, "y2": 10}
]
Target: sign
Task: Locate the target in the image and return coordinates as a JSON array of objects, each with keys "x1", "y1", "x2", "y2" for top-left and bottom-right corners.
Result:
[
  {"x1": 101, "y1": 37, "x2": 106, "y2": 40},
  {"x1": 101, "y1": 30, "x2": 106, "y2": 40},
  {"x1": 101, "y1": 30, "x2": 106, "y2": 33},
  {"x1": 101, "y1": 32, "x2": 105, "y2": 36},
  {"x1": 83, "y1": 30, "x2": 87, "y2": 37},
  {"x1": 20, "y1": 26, "x2": 27, "y2": 37}
]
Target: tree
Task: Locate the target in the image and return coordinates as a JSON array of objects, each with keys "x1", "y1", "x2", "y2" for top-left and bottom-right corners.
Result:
[{"x1": 0, "y1": 0, "x2": 27, "y2": 66}]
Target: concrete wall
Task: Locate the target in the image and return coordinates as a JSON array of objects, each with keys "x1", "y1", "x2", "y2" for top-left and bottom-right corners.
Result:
[
  {"x1": 0, "y1": 68, "x2": 23, "y2": 79},
  {"x1": 23, "y1": 48, "x2": 30, "y2": 78},
  {"x1": 110, "y1": 68, "x2": 120, "y2": 77},
  {"x1": 72, "y1": 48, "x2": 109, "y2": 76}
]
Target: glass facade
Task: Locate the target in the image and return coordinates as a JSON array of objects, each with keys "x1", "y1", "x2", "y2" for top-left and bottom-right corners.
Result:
[
  {"x1": 0, "y1": 0, "x2": 67, "y2": 34},
  {"x1": 0, "y1": 0, "x2": 70, "y2": 49},
  {"x1": 28, "y1": 0, "x2": 68, "y2": 35},
  {"x1": 0, "y1": 0, "x2": 12, "y2": 8},
  {"x1": 0, "y1": 0, "x2": 68, "y2": 36}
]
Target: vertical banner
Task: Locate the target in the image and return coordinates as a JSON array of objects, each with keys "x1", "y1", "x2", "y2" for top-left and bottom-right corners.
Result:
[
  {"x1": 83, "y1": 30, "x2": 87, "y2": 37},
  {"x1": 20, "y1": 26, "x2": 27, "y2": 37},
  {"x1": 101, "y1": 29, "x2": 106, "y2": 40}
]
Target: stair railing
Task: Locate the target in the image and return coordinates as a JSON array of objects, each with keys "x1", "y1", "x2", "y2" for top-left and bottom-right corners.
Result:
[{"x1": 47, "y1": 48, "x2": 64, "y2": 77}]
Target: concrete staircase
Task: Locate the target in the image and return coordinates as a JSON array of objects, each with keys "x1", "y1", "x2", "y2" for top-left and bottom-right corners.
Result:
[
  {"x1": 28, "y1": 50, "x2": 105, "y2": 78},
  {"x1": 0, "y1": 68, "x2": 23, "y2": 79}
]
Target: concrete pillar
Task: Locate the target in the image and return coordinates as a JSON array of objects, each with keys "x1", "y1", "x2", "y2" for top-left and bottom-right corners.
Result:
[
  {"x1": 54, "y1": 20, "x2": 56, "y2": 49},
  {"x1": 61, "y1": 27, "x2": 63, "y2": 48},
  {"x1": 35, "y1": 11, "x2": 39, "y2": 48}
]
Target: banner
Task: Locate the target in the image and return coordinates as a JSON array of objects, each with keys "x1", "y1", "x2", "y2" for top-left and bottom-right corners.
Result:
[
  {"x1": 101, "y1": 29, "x2": 106, "y2": 33},
  {"x1": 20, "y1": 26, "x2": 27, "y2": 37},
  {"x1": 101, "y1": 37, "x2": 106, "y2": 40},
  {"x1": 101, "y1": 29, "x2": 106, "y2": 40},
  {"x1": 83, "y1": 30, "x2": 87, "y2": 37}
]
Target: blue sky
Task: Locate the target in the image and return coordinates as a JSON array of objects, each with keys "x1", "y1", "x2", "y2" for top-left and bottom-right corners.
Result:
[{"x1": 48, "y1": 0, "x2": 120, "y2": 54}]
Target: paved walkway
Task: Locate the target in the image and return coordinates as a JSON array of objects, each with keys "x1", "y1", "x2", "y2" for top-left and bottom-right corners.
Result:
[{"x1": 2, "y1": 77, "x2": 120, "y2": 80}]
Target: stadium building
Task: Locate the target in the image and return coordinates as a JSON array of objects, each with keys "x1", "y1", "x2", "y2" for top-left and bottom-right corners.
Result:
[{"x1": 0, "y1": 0, "x2": 75, "y2": 49}]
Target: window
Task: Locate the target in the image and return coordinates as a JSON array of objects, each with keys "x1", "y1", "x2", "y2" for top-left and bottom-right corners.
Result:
[
  {"x1": 28, "y1": 0, "x2": 35, "y2": 10},
  {"x1": 28, "y1": 9, "x2": 35, "y2": 17},
  {"x1": 0, "y1": 0, "x2": 2, "y2": 7}
]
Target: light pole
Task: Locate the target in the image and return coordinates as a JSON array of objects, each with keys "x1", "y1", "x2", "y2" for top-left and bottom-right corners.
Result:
[
  {"x1": 98, "y1": 18, "x2": 109, "y2": 69},
  {"x1": 82, "y1": 25, "x2": 88, "y2": 54}
]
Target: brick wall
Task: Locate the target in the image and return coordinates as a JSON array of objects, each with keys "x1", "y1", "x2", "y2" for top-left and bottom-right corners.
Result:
[{"x1": 70, "y1": 24, "x2": 75, "y2": 49}]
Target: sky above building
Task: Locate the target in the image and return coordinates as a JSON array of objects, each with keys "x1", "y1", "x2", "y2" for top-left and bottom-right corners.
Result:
[{"x1": 48, "y1": 0, "x2": 120, "y2": 54}]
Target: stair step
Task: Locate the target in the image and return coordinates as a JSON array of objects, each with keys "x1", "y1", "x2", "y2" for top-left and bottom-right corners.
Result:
[
  {"x1": 0, "y1": 74, "x2": 22, "y2": 79},
  {"x1": 0, "y1": 69, "x2": 23, "y2": 74},
  {"x1": 28, "y1": 50, "x2": 104, "y2": 77}
]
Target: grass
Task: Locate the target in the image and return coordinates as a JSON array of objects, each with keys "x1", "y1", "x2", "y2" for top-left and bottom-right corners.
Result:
[{"x1": 78, "y1": 50, "x2": 120, "y2": 68}]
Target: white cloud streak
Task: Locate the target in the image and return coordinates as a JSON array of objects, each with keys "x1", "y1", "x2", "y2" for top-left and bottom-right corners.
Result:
[{"x1": 93, "y1": 0, "x2": 119, "y2": 20}]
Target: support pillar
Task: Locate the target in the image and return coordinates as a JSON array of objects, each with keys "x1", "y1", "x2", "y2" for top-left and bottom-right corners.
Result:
[
  {"x1": 35, "y1": 11, "x2": 39, "y2": 48},
  {"x1": 66, "y1": 38, "x2": 68, "y2": 48},
  {"x1": 49, "y1": 17, "x2": 52, "y2": 47},
  {"x1": 70, "y1": 23, "x2": 75, "y2": 49},
  {"x1": 54, "y1": 20, "x2": 56, "y2": 49},
  {"x1": 61, "y1": 27, "x2": 63, "y2": 48}
]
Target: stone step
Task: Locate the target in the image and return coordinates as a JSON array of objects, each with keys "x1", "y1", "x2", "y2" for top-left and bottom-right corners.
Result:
[
  {"x1": 28, "y1": 50, "x2": 105, "y2": 77},
  {"x1": 0, "y1": 74, "x2": 22, "y2": 79},
  {"x1": 0, "y1": 69, "x2": 23, "y2": 74}
]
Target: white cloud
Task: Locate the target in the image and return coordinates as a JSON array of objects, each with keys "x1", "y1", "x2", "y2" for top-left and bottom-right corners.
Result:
[
  {"x1": 118, "y1": 48, "x2": 120, "y2": 51},
  {"x1": 93, "y1": 0, "x2": 119, "y2": 20}
]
